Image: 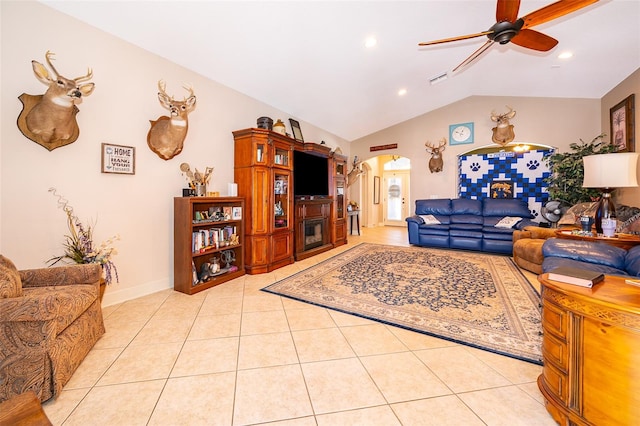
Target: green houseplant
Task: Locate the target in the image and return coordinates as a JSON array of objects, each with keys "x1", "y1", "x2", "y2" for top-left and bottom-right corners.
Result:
[{"x1": 543, "y1": 134, "x2": 618, "y2": 205}]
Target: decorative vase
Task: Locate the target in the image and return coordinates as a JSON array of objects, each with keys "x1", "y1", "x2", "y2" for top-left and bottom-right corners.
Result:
[
  {"x1": 273, "y1": 119, "x2": 286, "y2": 135},
  {"x1": 194, "y1": 183, "x2": 207, "y2": 197}
]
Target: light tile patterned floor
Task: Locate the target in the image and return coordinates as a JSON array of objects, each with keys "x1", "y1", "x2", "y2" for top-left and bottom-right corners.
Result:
[{"x1": 42, "y1": 226, "x2": 554, "y2": 425}]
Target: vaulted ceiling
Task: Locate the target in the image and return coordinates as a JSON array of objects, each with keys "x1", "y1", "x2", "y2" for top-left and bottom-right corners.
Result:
[{"x1": 41, "y1": 0, "x2": 640, "y2": 141}]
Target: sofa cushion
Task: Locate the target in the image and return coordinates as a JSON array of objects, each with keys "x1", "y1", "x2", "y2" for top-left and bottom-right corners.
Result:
[
  {"x1": 482, "y1": 198, "x2": 532, "y2": 218},
  {"x1": 22, "y1": 284, "x2": 97, "y2": 335},
  {"x1": 542, "y1": 239, "x2": 628, "y2": 270},
  {"x1": 449, "y1": 222, "x2": 483, "y2": 231},
  {"x1": 624, "y1": 245, "x2": 640, "y2": 277},
  {"x1": 415, "y1": 199, "x2": 452, "y2": 215},
  {"x1": 0, "y1": 255, "x2": 22, "y2": 298},
  {"x1": 451, "y1": 198, "x2": 482, "y2": 215},
  {"x1": 450, "y1": 214, "x2": 483, "y2": 225}
]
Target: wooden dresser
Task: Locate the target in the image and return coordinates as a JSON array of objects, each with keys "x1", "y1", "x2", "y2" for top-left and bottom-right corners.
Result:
[{"x1": 538, "y1": 274, "x2": 640, "y2": 425}]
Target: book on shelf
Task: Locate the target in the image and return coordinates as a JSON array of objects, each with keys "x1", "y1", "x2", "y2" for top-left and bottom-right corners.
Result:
[{"x1": 548, "y1": 266, "x2": 604, "y2": 288}]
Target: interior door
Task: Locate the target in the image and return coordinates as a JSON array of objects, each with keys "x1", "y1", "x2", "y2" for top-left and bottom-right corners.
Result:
[{"x1": 383, "y1": 170, "x2": 409, "y2": 226}]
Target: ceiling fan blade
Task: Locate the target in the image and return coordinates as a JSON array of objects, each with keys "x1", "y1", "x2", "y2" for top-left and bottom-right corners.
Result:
[
  {"x1": 511, "y1": 28, "x2": 558, "y2": 51},
  {"x1": 521, "y1": 0, "x2": 599, "y2": 29},
  {"x1": 452, "y1": 40, "x2": 495, "y2": 73},
  {"x1": 496, "y1": 0, "x2": 521, "y2": 22},
  {"x1": 419, "y1": 30, "x2": 493, "y2": 46}
]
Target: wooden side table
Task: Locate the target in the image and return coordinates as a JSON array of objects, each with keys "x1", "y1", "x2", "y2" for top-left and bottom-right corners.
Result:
[
  {"x1": 554, "y1": 228, "x2": 640, "y2": 250},
  {"x1": 538, "y1": 274, "x2": 640, "y2": 425},
  {"x1": 0, "y1": 391, "x2": 52, "y2": 426},
  {"x1": 347, "y1": 210, "x2": 360, "y2": 235}
]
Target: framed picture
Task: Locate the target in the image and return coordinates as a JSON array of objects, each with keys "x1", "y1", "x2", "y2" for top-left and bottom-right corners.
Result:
[
  {"x1": 101, "y1": 143, "x2": 135, "y2": 174},
  {"x1": 289, "y1": 119, "x2": 304, "y2": 142},
  {"x1": 610, "y1": 94, "x2": 635, "y2": 152},
  {"x1": 232, "y1": 206, "x2": 242, "y2": 220},
  {"x1": 373, "y1": 176, "x2": 380, "y2": 205}
]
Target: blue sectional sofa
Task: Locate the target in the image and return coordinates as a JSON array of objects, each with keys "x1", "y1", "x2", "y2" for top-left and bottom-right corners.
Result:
[
  {"x1": 542, "y1": 238, "x2": 640, "y2": 277},
  {"x1": 406, "y1": 198, "x2": 538, "y2": 254}
]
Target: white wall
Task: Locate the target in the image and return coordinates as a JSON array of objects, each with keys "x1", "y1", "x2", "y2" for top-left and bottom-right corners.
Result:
[
  {"x1": 351, "y1": 95, "x2": 603, "y2": 212},
  {"x1": 0, "y1": 1, "x2": 349, "y2": 305}
]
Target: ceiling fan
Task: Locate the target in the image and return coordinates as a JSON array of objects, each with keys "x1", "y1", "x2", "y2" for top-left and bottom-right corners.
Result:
[{"x1": 419, "y1": 0, "x2": 599, "y2": 73}]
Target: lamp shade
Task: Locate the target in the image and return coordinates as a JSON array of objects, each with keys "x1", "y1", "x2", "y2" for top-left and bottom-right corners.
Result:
[{"x1": 582, "y1": 153, "x2": 639, "y2": 189}]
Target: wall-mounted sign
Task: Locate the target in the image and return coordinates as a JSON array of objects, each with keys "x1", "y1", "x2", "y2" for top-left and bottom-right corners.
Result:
[
  {"x1": 101, "y1": 143, "x2": 135, "y2": 175},
  {"x1": 370, "y1": 143, "x2": 398, "y2": 152},
  {"x1": 487, "y1": 151, "x2": 515, "y2": 159}
]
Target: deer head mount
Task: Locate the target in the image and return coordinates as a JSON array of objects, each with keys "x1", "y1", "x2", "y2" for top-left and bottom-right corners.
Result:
[
  {"x1": 17, "y1": 51, "x2": 95, "y2": 151},
  {"x1": 147, "y1": 80, "x2": 196, "y2": 160},
  {"x1": 425, "y1": 138, "x2": 447, "y2": 173},
  {"x1": 491, "y1": 106, "x2": 516, "y2": 146}
]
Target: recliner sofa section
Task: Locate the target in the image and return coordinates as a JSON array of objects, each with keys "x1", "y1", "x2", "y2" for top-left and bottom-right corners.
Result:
[{"x1": 406, "y1": 198, "x2": 537, "y2": 254}]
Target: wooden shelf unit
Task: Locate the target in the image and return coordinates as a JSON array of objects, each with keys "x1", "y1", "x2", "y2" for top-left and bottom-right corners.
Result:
[{"x1": 174, "y1": 196, "x2": 245, "y2": 294}]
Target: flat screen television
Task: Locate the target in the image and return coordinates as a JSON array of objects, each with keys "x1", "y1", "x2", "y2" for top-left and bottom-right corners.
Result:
[{"x1": 293, "y1": 150, "x2": 329, "y2": 197}]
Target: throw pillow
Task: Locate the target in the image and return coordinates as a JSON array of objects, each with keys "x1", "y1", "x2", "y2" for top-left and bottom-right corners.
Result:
[
  {"x1": 0, "y1": 254, "x2": 22, "y2": 298},
  {"x1": 419, "y1": 214, "x2": 441, "y2": 225},
  {"x1": 558, "y1": 202, "x2": 597, "y2": 227},
  {"x1": 494, "y1": 216, "x2": 523, "y2": 228}
]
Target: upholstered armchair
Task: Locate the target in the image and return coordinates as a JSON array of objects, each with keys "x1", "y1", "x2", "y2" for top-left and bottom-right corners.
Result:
[
  {"x1": 512, "y1": 226, "x2": 561, "y2": 274},
  {"x1": 0, "y1": 255, "x2": 105, "y2": 403}
]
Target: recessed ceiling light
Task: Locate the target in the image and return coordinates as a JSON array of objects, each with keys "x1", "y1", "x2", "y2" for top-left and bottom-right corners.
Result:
[
  {"x1": 364, "y1": 37, "x2": 377, "y2": 48},
  {"x1": 558, "y1": 51, "x2": 573, "y2": 59},
  {"x1": 398, "y1": 88, "x2": 407, "y2": 96}
]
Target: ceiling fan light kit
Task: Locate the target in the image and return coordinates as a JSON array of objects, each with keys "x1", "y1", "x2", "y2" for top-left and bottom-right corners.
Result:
[{"x1": 418, "y1": 0, "x2": 600, "y2": 72}]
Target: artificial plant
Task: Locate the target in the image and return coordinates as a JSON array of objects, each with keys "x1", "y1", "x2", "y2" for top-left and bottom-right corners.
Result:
[{"x1": 543, "y1": 134, "x2": 618, "y2": 206}]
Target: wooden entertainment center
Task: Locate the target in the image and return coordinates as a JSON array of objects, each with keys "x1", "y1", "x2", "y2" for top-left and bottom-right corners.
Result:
[{"x1": 233, "y1": 128, "x2": 347, "y2": 274}]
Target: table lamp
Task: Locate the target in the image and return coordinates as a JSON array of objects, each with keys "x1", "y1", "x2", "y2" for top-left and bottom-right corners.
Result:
[{"x1": 582, "y1": 152, "x2": 639, "y2": 233}]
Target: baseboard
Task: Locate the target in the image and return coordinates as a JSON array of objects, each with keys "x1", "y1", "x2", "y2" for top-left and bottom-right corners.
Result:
[{"x1": 101, "y1": 277, "x2": 172, "y2": 307}]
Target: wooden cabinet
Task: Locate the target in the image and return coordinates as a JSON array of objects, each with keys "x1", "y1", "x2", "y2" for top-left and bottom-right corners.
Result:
[
  {"x1": 233, "y1": 128, "x2": 294, "y2": 274},
  {"x1": 538, "y1": 274, "x2": 640, "y2": 425},
  {"x1": 331, "y1": 153, "x2": 348, "y2": 247},
  {"x1": 174, "y1": 197, "x2": 245, "y2": 294}
]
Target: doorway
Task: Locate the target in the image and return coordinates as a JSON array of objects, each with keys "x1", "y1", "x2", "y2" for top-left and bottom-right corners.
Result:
[{"x1": 381, "y1": 157, "x2": 410, "y2": 227}]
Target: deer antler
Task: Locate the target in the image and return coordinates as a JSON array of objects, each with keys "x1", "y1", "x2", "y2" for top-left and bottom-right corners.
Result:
[
  {"x1": 158, "y1": 80, "x2": 168, "y2": 96},
  {"x1": 74, "y1": 68, "x2": 93, "y2": 83},
  {"x1": 182, "y1": 84, "x2": 195, "y2": 100},
  {"x1": 44, "y1": 50, "x2": 59, "y2": 78}
]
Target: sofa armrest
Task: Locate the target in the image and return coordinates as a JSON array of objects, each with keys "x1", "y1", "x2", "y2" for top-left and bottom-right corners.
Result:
[
  {"x1": 542, "y1": 238, "x2": 627, "y2": 270},
  {"x1": 0, "y1": 293, "x2": 59, "y2": 323},
  {"x1": 406, "y1": 215, "x2": 424, "y2": 225},
  {"x1": 19, "y1": 263, "x2": 101, "y2": 289},
  {"x1": 524, "y1": 226, "x2": 558, "y2": 240}
]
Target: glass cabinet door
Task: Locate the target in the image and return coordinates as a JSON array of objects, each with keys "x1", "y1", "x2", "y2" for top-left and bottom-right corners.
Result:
[
  {"x1": 274, "y1": 172, "x2": 289, "y2": 228},
  {"x1": 256, "y1": 142, "x2": 266, "y2": 164},
  {"x1": 336, "y1": 180, "x2": 345, "y2": 219},
  {"x1": 274, "y1": 146, "x2": 289, "y2": 167}
]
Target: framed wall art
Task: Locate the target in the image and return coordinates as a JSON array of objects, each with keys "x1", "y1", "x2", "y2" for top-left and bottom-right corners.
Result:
[
  {"x1": 373, "y1": 176, "x2": 380, "y2": 205},
  {"x1": 101, "y1": 143, "x2": 135, "y2": 174},
  {"x1": 610, "y1": 94, "x2": 635, "y2": 152},
  {"x1": 289, "y1": 119, "x2": 304, "y2": 142}
]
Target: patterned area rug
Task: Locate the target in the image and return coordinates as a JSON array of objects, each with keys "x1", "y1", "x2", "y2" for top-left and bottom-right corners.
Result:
[{"x1": 263, "y1": 243, "x2": 542, "y2": 365}]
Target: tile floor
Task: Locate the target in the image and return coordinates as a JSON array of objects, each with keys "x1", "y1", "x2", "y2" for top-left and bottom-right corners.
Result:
[{"x1": 42, "y1": 226, "x2": 555, "y2": 425}]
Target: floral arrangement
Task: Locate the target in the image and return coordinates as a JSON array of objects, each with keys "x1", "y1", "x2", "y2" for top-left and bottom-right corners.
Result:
[
  {"x1": 180, "y1": 163, "x2": 213, "y2": 189},
  {"x1": 47, "y1": 188, "x2": 119, "y2": 285}
]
